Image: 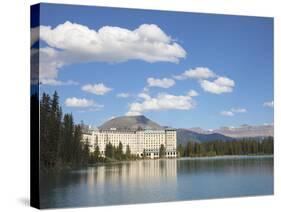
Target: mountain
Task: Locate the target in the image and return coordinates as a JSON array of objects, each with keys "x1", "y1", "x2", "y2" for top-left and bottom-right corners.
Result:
[
  {"x1": 98, "y1": 115, "x2": 273, "y2": 145},
  {"x1": 99, "y1": 115, "x2": 163, "y2": 130},
  {"x1": 177, "y1": 128, "x2": 234, "y2": 146},
  {"x1": 214, "y1": 124, "x2": 274, "y2": 138},
  {"x1": 187, "y1": 124, "x2": 274, "y2": 138}
]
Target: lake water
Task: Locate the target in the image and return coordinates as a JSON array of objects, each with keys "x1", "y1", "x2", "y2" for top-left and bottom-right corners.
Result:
[{"x1": 40, "y1": 156, "x2": 273, "y2": 208}]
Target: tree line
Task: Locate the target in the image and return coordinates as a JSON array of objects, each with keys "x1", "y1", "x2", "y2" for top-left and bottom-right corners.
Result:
[
  {"x1": 87, "y1": 141, "x2": 138, "y2": 163},
  {"x1": 177, "y1": 137, "x2": 273, "y2": 157},
  {"x1": 40, "y1": 91, "x2": 90, "y2": 170},
  {"x1": 40, "y1": 91, "x2": 138, "y2": 170}
]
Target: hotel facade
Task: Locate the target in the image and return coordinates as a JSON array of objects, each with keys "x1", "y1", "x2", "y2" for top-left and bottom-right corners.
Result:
[{"x1": 83, "y1": 128, "x2": 177, "y2": 158}]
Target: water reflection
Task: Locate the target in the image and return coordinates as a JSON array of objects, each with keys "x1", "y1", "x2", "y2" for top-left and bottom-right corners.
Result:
[
  {"x1": 40, "y1": 159, "x2": 177, "y2": 208},
  {"x1": 40, "y1": 156, "x2": 273, "y2": 209}
]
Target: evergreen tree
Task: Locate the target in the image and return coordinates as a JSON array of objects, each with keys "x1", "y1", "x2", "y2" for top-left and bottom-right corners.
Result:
[
  {"x1": 177, "y1": 144, "x2": 185, "y2": 157},
  {"x1": 105, "y1": 142, "x2": 114, "y2": 158},
  {"x1": 73, "y1": 125, "x2": 83, "y2": 164},
  {"x1": 116, "y1": 142, "x2": 123, "y2": 160},
  {"x1": 178, "y1": 137, "x2": 273, "y2": 158},
  {"x1": 125, "y1": 145, "x2": 131, "y2": 159},
  {"x1": 159, "y1": 144, "x2": 166, "y2": 158},
  {"x1": 93, "y1": 144, "x2": 100, "y2": 161},
  {"x1": 40, "y1": 91, "x2": 91, "y2": 169},
  {"x1": 61, "y1": 113, "x2": 74, "y2": 164},
  {"x1": 40, "y1": 93, "x2": 51, "y2": 167},
  {"x1": 82, "y1": 134, "x2": 90, "y2": 164}
]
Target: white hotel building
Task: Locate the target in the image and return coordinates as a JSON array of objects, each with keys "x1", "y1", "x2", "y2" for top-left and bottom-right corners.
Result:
[{"x1": 83, "y1": 128, "x2": 177, "y2": 158}]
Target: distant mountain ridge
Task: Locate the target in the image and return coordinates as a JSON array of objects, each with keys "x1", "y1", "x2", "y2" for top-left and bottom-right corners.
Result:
[
  {"x1": 187, "y1": 124, "x2": 274, "y2": 138},
  {"x1": 176, "y1": 128, "x2": 234, "y2": 146},
  {"x1": 98, "y1": 115, "x2": 273, "y2": 145}
]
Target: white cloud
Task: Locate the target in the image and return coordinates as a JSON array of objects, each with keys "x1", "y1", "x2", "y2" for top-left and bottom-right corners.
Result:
[
  {"x1": 200, "y1": 77, "x2": 235, "y2": 94},
  {"x1": 40, "y1": 79, "x2": 79, "y2": 86},
  {"x1": 65, "y1": 97, "x2": 94, "y2": 107},
  {"x1": 138, "y1": 92, "x2": 151, "y2": 100},
  {"x1": 174, "y1": 67, "x2": 216, "y2": 80},
  {"x1": 263, "y1": 101, "x2": 274, "y2": 108},
  {"x1": 187, "y1": 89, "x2": 199, "y2": 97},
  {"x1": 126, "y1": 111, "x2": 142, "y2": 116},
  {"x1": 34, "y1": 21, "x2": 186, "y2": 81},
  {"x1": 65, "y1": 97, "x2": 104, "y2": 111},
  {"x1": 220, "y1": 107, "x2": 247, "y2": 117},
  {"x1": 82, "y1": 83, "x2": 112, "y2": 95},
  {"x1": 173, "y1": 67, "x2": 235, "y2": 95},
  {"x1": 147, "y1": 77, "x2": 175, "y2": 88},
  {"x1": 220, "y1": 111, "x2": 234, "y2": 116},
  {"x1": 38, "y1": 47, "x2": 65, "y2": 80},
  {"x1": 126, "y1": 92, "x2": 197, "y2": 115}
]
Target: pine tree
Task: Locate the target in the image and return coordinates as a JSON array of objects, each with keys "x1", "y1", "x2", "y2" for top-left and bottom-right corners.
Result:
[
  {"x1": 159, "y1": 144, "x2": 166, "y2": 158},
  {"x1": 125, "y1": 145, "x2": 131, "y2": 159},
  {"x1": 116, "y1": 142, "x2": 123, "y2": 160},
  {"x1": 105, "y1": 142, "x2": 114, "y2": 158},
  {"x1": 93, "y1": 144, "x2": 100, "y2": 161},
  {"x1": 177, "y1": 144, "x2": 185, "y2": 157},
  {"x1": 61, "y1": 113, "x2": 74, "y2": 164}
]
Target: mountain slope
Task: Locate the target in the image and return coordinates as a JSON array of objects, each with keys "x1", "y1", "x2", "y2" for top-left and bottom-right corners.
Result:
[
  {"x1": 99, "y1": 115, "x2": 163, "y2": 130},
  {"x1": 214, "y1": 125, "x2": 273, "y2": 138},
  {"x1": 187, "y1": 125, "x2": 274, "y2": 138},
  {"x1": 98, "y1": 115, "x2": 272, "y2": 145},
  {"x1": 177, "y1": 128, "x2": 234, "y2": 146}
]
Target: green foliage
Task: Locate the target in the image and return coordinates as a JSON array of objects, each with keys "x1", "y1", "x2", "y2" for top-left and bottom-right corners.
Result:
[
  {"x1": 178, "y1": 137, "x2": 273, "y2": 158},
  {"x1": 177, "y1": 144, "x2": 185, "y2": 157},
  {"x1": 143, "y1": 149, "x2": 147, "y2": 159},
  {"x1": 159, "y1": 144, "x2": 166, "y2": 158},
  {"x1": 93, "y1": 143, "x2": 100, "y2": 160},
  {"x1": 104, "y1": 142, "x2": 135, "y2": 161},
  {"x1": 40, "y1": 91, "x2": 91, "y2": 170},
  {"x1": 125, "y1": 145, "x2": 131, "y2": 159},
  {"x1": 105, "y1": 142, "x2": 114, "y2": 158}
]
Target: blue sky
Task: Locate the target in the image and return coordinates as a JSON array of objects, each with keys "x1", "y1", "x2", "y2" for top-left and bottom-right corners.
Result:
[{"x1": 33, "y1": 3, "x2": 273, "y2": 129}]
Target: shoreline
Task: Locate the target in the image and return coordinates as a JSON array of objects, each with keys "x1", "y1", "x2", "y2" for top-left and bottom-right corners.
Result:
[
  {"x1": 83, "y1": 154, "x2": 274, "y2": 167},
  {"x1": 42, "y1": 154, "x2": 273, "y2": 172},
  {"x1": 178, "y1": 154, "x2": 273, "y2": 161}
]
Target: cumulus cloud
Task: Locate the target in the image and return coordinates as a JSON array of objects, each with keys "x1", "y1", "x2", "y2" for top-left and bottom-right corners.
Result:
[
  {"x1": 116, "y1": 93, "x2": 130, "y2": 98},
  {"x1": 126, "y1": 111, "x2": 142, "y2": 116},
  {"x1": 220, "y1": 107, "x2": 247, "y2": 117},
  {"x1": 174, "y1": 67, "x2": 216, "y2": 80},
  {"x1": 187, "y1": 89, "x2": 199, "y2": 97},
  {"x1": 40, "y1": 79, "x2": 79, "y2": 86},
  {"x1": 34, "y1": 21, "x2": 186, "y2": 81},
  {"x1": 263, "y1": 101, "x2": 274, "y2": 108},
  {"x1": 220, "y1": 111, "x2": 234, "y2": 116},
  {"x1": 174, "y1": 67, "x2": 235, "y2": 95},
  {"x1": 138, "y1": 92, "x2": 151, "y2": 100},
  {"x1": 82, "y1": 83, "x2": 112, "y2": 95},
  {"x1": 65, "y1": 97, "x2": 94, "y2": 107},
  {"x1": 126, "y1": 92, "x2": 197, "y2": 115},
  {"x1": 200, "y1": 77, "x2": 235, "y2": 94},
  {"x1": 147, "y1": 77, "x2": 175, "y2": 88},
  {"x1": 65, "y1": 97, "x2": 104, "y2": 111}
]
